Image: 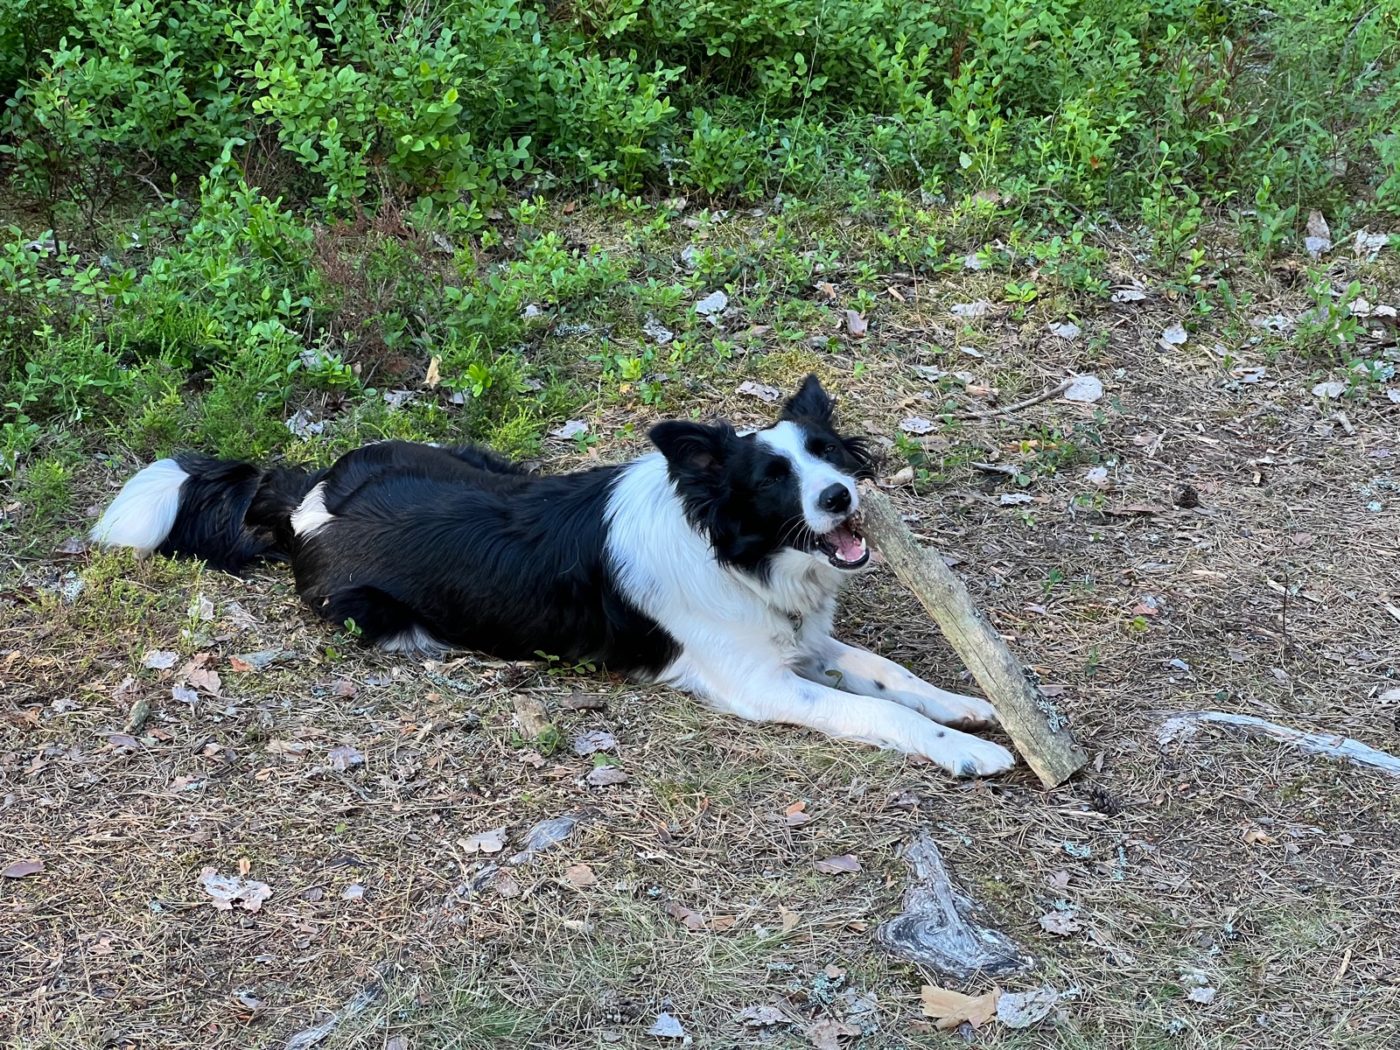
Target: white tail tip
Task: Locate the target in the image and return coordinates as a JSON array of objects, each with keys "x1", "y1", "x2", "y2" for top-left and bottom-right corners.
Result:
[{"x1": 89, "y1": 458, "x2": 189, "y2": 553}]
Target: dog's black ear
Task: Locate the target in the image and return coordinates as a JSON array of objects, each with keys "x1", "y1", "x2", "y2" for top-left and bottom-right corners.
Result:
[
  {"x1": 781, "y1": 373, "x2": 833, "y2": 424},
  {"x1": 650, "y1": 420, "x2": 734, "y2": 475}
]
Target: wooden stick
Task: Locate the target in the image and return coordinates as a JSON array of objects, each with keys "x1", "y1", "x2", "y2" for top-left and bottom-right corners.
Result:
[
  {"x1": 1159, "y1": 711, "x2": 1400, "y2": 777},
  {"x1": 858, "y1": 484, "x2": 1088, "y2": 787}
]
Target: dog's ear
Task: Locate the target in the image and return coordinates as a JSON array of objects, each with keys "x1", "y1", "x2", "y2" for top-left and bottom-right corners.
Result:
[
  {"x1": 781, "y1": 373, "x2": 833, "y2": 424},
  {"x1": 650, "y1": 420, "x2": 734, "y2": 475}
]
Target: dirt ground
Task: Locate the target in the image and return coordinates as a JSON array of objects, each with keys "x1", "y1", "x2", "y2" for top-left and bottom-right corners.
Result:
[{"x1": 3, "y1": 221, "x2": 1399, "y2": 1049}]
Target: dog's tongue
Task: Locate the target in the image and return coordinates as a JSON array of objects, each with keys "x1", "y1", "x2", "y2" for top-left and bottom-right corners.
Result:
[{"x1": 831, "y1": 524, "x2": 864, "y2": 562}]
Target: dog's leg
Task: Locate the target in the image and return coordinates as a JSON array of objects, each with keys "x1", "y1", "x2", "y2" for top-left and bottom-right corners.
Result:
[
  {"x1": 668, "y1": 654, "x2": 1013, "y2": 778},
  {"x1": 797, "y1": 637, "x2": 999, "y2": 730}
]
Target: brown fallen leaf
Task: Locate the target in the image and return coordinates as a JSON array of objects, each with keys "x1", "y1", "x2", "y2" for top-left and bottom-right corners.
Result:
[
  {"x1": 328, "y1": 744, "x2": 365, "y2": 771},
  {"x1": 784, "y1": 800, "x2": 810, "y2": 827},
  {"x1": 564, "y1": 864, "x2": 597, "y2": 890},
  {"x1": 814, "y1": 854, "x2": 861, "y2": 875},
  {"x1": 665, "y1": 901, "x2": 708, "y2": 931},
  {"x1": 3, "y1": 858, "x2": 44, "y2": 878},
  {"x1": 921, "y1": 984, "x2": 1001, "y2": 1030},
  {"x1": 815, "y1": 281, "x2": 837, "y2": 301},
  {"x1": 1243, "y1": 828, "x2": 1275, "y2": 845},
  {"x1": 779, "y1": 905, "x2": 801, "y2": 933},
  {"x1": 1038, "y1": 910, "x2": 1083, "y2": 936},
  {"x1": 844, "y1": 310, "x2": 868, "y2": 338},
  {"x1": 424, "y1": 354, "x2": 441, "y2": 389},
  {"x1": 186, "y1": 666, "x2": 221, "y2": 696},
  {"x1": 806, "y1": 1018, "x2": 860, "y2": 1050}
]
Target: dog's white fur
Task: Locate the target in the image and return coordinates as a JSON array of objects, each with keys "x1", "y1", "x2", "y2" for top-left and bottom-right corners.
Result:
[
  {"x1": 289, "y1": 481, "x2": 333, "y2": 539},
  {"x1": 607, "y1": 452, "x2": 1013, "y2": 777},
  {"x1": 89, "y1": 458, "x2": 188, "y2": 553}
]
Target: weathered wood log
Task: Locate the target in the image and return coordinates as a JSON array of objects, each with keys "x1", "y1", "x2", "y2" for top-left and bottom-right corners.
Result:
[{"x1": 858, "y1": 484, "x2": 1088, "y2": 787}]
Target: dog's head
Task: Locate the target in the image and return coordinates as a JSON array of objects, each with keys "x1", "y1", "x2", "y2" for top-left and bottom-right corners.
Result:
[{"x1": 650, "y1": 374, "x2": 876, "y2": 574}]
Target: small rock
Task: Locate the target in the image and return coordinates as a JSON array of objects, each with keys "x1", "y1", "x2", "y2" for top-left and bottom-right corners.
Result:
[
  {"x1": 646, "y1": 1012, "x2": 687, "y2": 1039},
  {"x1": 1063, "y1": 375, "x2": 1104, "y2": 403},
  {"x1": 694, "y1": 290, "x2": 728, "y2": 320},
  {"x1": 1304, "y1": 210, "x2": 1332, "y2": 258},
  {"x1": 642, "y1": 315, "x2": 674, "y2": 345},
  {"x1": 900, "y1": 416, "x2": 937, "y2": 435}
]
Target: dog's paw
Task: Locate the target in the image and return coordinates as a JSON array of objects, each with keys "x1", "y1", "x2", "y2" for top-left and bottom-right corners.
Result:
[
  {"x1": 921, "y1": 730, "x2": 1015, "y2": 778},
  {"x1": 933, "y1": 692, "x2": 1001, "y2": 730}
]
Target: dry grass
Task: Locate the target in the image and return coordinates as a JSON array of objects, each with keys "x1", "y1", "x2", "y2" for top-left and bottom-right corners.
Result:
[{"x1": 3, "y1": 218, "x2": 1399, "y2": 1050}]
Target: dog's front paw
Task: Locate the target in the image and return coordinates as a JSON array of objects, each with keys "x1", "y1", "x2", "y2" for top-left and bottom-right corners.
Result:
[{"x1": 919, "y1": 729, "x2": 1015, "y2": 778}]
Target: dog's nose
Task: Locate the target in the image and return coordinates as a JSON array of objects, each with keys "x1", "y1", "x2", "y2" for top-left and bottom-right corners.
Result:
[{"x1": 818, "y1": 483, "x2": 852, "y2": 514}]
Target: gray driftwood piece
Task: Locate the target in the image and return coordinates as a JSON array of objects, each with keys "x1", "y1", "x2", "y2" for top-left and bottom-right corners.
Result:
[
  {"x1": 858, "y1": 485, "x2": 1088, "y2": 787},
  {"x1": 877, "y1": 833, "x2": 1035, "y2": 979},
  {"x1": 1159, "y1": 711, "x2": 1400, "y2": 777}
]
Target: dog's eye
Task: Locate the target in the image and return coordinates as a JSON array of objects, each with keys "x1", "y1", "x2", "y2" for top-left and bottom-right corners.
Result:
[{"x1": 822, "y1": 443, "x2": 839, "y2": 457}]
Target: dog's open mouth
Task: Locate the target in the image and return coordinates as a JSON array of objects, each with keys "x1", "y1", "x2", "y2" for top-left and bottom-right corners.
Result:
[{"x1": 814, "y1": 517, "x2": 869, "y2": 569}]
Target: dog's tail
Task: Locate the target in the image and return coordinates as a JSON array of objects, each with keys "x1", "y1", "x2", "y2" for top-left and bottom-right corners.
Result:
[{"x1": 90, "y1": 453, "x2": 326, "y2": 574}]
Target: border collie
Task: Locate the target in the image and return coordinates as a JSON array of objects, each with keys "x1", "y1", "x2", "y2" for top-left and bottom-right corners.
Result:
[{"x1": 91, "y1": 376, "x2": 1013, "y2": 777}]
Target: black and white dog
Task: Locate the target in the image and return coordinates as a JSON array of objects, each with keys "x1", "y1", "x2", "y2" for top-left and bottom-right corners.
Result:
[{"x1": 91, "y1": 376, "x2": 1013, "y2": 777}]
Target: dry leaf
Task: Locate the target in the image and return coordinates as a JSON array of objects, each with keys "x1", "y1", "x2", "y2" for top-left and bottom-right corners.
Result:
[
  {"x1": 571, "y1": 730, "x2": 617, "y2": 755},
  {"x1": 950, "y1": 300, "x2": 992, "y2": 319},
  {"x1": 3, "y1": 858, "x2": 44, "y2": 878},
  {"x1": 142, "y1": 650, "x2": 178, "y2": 670},
  {"x1": 806, "y1": 1018, "x2": 860, "y2": 1050},
  {"x1": 815, "y1": 281, "x2": 837, "y2": 300},
  {"x1": 1243, "y1": 828, "x2": 1275, "y2": 845},
  {"x1": 666, "y1": 901, "x2": 708, "y2": 931},
  {"x1": 564, "y1": 864, "x2": 597, "y2": 889},
  {"x1": 586, "y1": 765, "x2": 629, "y2": 786},
  {"x1": 1188, "y1": 985, "x2": 1217, "y2": 1005},
  {"x1": 424, "y1": 355, "x2": 441, "y2": 389},
  {"x1": 1312, "y1": 380, "x2": 1346, "y2": 399},
  {"x1": 1038, "y1": 910, "x2": 1083, "y2": 936},
  {"x1": 199, "y1": 867, "x2": 272, "y2": 912},
  {"x1": 737, "y1": 380, "x2": 782, "y2": 403},
  {"x1": 1158, "y1": 323, "x2": 1188, "y2": 350},
  {"x1": 779, "y1": 905, "x2": 801, "y2": 933},
  {"x1": 341, "y1": 883, "x2": 365, "y2": 901},
  {"x1": 844, "y1": 310, "x2": 868, "y2": 337},
  {"x1": 328, "y1": 744, "x2": 365, "y2": 771},
  {"x1": 997, "y1": 986, "x2": 1062, "y2": 1028},
  {"x1": 1048, "y1": 321, "x2": 1082, "y2": 341},
  {"x1": 879, "y1": 465, "x2": 915, "y2": 488},
  {"x1": 738, "y1": 1004, "x2": 786, "y2": 1027},
  {"x1": 921, "y1": 984, "x2": 1000, "y2": 1030},
  {"x1": 814, "y1": 854, "x2": 861, "y2": 875},
  {"x1": 550, "y1": 419, "x2": 588, "y2": 440},
  {"x1": 784, "y1": 800, "x2": 810, "y2": 827},
  {"x1": 461, "y1": 827, "x2": 508, "y2": 854},
  {"x1": 186, "y1": 667, "x2": 221, "y2": 697}
]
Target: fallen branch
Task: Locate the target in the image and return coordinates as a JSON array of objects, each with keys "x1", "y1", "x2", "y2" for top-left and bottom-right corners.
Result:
[
  {"x1": 858, "y1": 485, "x2": 1088, "y2": 787},
  {"x1": 956, "y1": 379, "x2": 1072, "y2": 420},
  {"x1": 877, "y1": 833, "x2": 1035, "y2": 978},
  {"x1": 1159, "y1": 711, "x2": 1400, "y2": 777}
]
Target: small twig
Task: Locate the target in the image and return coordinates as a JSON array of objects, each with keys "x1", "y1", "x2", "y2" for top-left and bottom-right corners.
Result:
[{"x1": 956, "y1": 379, "x2": 1072, "y2": 421}]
